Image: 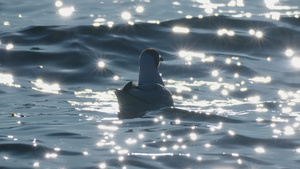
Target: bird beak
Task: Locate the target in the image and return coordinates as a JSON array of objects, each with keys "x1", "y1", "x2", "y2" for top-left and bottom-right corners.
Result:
[{"x1": 160, "y1": 57, "x2": 164, "y2": 61}]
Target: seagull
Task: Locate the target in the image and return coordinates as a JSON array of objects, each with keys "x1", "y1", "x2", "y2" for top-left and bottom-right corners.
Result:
[{"x1": 115, "y1": 49, "x2": 174, "y2": 119}]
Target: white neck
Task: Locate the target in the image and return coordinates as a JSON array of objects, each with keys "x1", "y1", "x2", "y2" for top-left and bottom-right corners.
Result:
[{"x1": 138, "y1": 53, "x2": 164, "y2": 86}]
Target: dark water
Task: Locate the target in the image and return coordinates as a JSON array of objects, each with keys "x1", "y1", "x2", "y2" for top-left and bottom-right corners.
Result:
[{"x1": 1, "y1": 0, "x2": 300, "y2": 168}]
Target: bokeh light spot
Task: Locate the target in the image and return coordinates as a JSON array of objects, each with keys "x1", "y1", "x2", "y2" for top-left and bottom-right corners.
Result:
[
  {"x1": 136, "y1": 6, "x2": 144, "y2": 13},
  {"x1": 55, "y1": 1, "x2": 63, "y2": 7},
  {"x1": 98, "y1": 61, "x2": 105, "y2": 68},
  {"x1": 59, "y1": 6, "x2": 74, "y2": 17},
  {"x1": 285, "y1": 49, "x2": 294, "y2": 57},
  {"x1": 291, "y1": 57, "x2": 300, "y2": 68},
  {"x1": 122, "y1": 11, "x2": 131, "y2": 20},
  {"x1": 6, "y1": 43, "x2": 14, "y2": 50}
]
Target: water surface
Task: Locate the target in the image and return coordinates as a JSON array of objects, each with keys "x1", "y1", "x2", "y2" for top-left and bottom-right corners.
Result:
[{"x1": 1, "y1": 0, "x2": 300, "y2": 168}]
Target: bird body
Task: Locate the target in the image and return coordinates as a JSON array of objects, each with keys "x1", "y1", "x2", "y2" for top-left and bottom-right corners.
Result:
[{"x1": 115, "y1": 49, "x2": 173, "y2": 119}]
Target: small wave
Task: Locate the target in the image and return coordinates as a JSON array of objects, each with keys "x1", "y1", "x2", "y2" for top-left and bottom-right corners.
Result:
[
  {"x1": 215, "y1": 134, "x2": 299, "y2": 149},
  {"x1": 147, "y1": 108, "x2": 242, "y2": 123},
  {"x1": 45, "y1": 132, "x2": 90, "y2": 139},
  {"x1": 1, "y1": 16, "x2": 299, "y2": 85},
  {"x1": 0, "y1": 143, "x2": 81, "y2": 159}
]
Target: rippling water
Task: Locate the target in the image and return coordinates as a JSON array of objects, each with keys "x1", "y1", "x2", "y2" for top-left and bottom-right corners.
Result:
[{"x1": 1, "y1": 0, "x2": 300, "y2": 168}]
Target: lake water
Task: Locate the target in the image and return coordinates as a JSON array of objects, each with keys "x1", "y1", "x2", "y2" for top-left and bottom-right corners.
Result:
[{"x1": 1, "y1": 0, "x2": 300, "y2": 168}]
